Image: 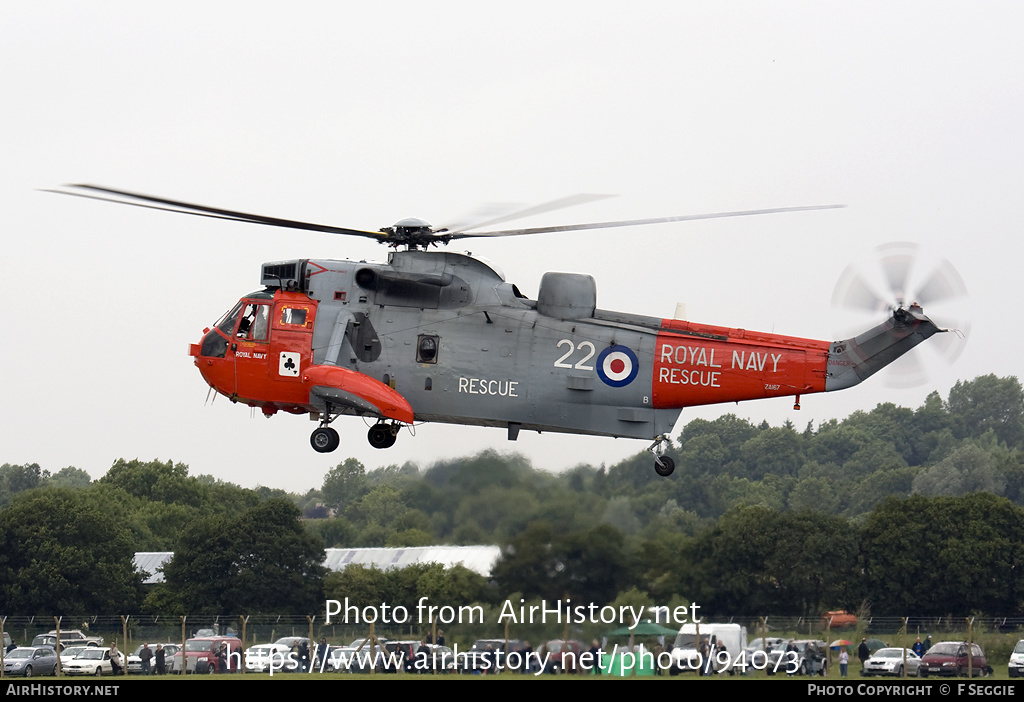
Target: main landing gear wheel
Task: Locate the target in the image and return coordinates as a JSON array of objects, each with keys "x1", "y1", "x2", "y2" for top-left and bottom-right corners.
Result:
[
  {"x1": 654, "y1": 455, "x2": 675, "y2": 477},
  {"x1": 648, "y1": 435, "x2": 674, "y2": 476},
  {"x1": 367, "y1": 422, "x2": 398, "y2": 449},
  {"x1": 310, "y1": 427, "x2": 340, "y2": 453}
]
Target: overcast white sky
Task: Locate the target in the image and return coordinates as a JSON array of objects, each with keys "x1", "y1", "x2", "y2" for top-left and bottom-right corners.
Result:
[{"x1": 3, "y1": 2, "x2": 1021, "y2": 490}]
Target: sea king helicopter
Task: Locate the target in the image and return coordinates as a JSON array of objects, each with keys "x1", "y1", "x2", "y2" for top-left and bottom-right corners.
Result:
[{"x1": 53, "y1": 185, "x2": 964, "y2": 476}]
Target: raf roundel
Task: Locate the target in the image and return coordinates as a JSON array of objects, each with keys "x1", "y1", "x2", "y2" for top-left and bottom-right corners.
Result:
[{"x1": 596, "y1": 345, "x2": 640, "y2": 387}]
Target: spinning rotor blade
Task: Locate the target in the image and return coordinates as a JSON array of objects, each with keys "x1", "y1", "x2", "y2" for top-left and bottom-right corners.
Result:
[
  {"x1": 833, "y1": 242, "x2": 969, "y2": 312},
  {"x1": 448, "y1": 203, "x2": 846, "y2": 239},
  {"x1": 442, "y1": 194, "x2": 616, "y2": 234},
  {"x1": 46, "y1": 184, "x2": 387, "y2": 241},
  {"x1": 49, "y1": 184, "x2": 844, "y2": 250},
  {"x1": 915, "y1": 256, "x2": 969, "y2": 308},
  {"x1": 832, "y1": 241, "x2": 970, "y2": 388}
]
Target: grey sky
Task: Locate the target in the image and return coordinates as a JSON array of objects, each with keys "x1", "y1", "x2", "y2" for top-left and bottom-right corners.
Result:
[{"x1": 3, "y1": 2, "x2": 1021, "y2": 489}]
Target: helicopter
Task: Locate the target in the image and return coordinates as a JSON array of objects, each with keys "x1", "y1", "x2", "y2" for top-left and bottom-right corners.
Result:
[{"x1": 51, "y1": 185, "x2": 959, "y2": 476}]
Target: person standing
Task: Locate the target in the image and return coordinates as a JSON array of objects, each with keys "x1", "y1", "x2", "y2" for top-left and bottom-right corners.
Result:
[
  {"x1": 839, "y1": 648, "x2": 849, "y2": 677},
  {"x1": 857, "y1": 638, "x2": 870, "y2": 673},
  {"x1": 109, "y1": 642, "x2": 123, "y2": 676},
  {"x1": 139, "y1": 643, "x2": 153, "y2": 675},
  {"x1": 154, "y1": 644, "x2": 166, "y2": 675},
  {"x1": 588, "y1": 640, "x2": 603, "y2": 676}
]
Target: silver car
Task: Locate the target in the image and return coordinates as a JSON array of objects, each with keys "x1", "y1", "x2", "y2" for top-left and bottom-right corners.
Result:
[
  {"x1": 863, "y1": 647, "x2": 922, "y2": 677},
  {"x1": 3, "y1": 647, "x2": 59, "y2": 677},
  {"x1": 127, "y1": 643, "x2": 179, "y2": 674}
]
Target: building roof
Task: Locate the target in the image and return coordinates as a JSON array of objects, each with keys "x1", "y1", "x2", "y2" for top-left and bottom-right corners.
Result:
[
  {"x1": 134, "y1": 545, "x2": 500, "y2": 585},
  {"x1": 134, "y1": 551, "x2": 173, "y2": 585},
  {"x1": 322, "y1": 546, "x2": 500, "y2": 576}
]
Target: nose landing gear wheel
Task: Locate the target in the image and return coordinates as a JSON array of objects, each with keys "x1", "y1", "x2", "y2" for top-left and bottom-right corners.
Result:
[
  {"x1": 367, "y1": 423, "x2": 398, "y2": 449},
  {"x1": 310, "y1": 427, "x2": 340, "y2": 453}
]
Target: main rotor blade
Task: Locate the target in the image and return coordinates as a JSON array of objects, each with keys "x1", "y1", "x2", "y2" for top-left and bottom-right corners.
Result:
[
  {"x1": 447, "y1": 204, "x2": 845, "y2": 239},
  {"x1": 443, "y1": 194, "x2": 616, "y2": 234},
  {"x1": 48, "y1": 184, "x2": 386, "y2": 241}
]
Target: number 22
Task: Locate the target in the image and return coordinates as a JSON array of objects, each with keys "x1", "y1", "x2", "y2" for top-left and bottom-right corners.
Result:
[{"x1": 554, "y1": 339, "x2": 595, "y2": 370}]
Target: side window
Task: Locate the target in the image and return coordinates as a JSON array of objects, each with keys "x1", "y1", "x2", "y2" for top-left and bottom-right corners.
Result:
[
  {"x1": 281, "y1": 307, "x2": 308, "y2": 326},
  {"x1": 417, "y1": 335, "x2": 439, "y2": 364}
]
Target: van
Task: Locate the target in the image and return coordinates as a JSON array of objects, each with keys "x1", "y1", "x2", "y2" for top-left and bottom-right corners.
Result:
[{"x1": 669, "y1": 622, "x2": 747, "y2": 675}]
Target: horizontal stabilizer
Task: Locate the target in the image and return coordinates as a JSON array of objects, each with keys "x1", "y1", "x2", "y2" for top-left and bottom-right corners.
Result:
[{"x1": 303, "y1": 365, "x2": 414, "y2": 424}]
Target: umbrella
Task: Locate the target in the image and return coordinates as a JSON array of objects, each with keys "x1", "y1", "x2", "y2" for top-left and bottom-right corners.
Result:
[
  {"x1": 830, "y1": 639, "x2": 853, "y2": 649},
  {"x1": 866, "y1": 638, "x2": 888, "y2": 652}
]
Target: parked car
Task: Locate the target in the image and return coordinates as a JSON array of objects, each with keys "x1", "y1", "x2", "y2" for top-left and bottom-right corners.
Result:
[
  {"x1": 63, "y1": 647, "x2": 114, "y2": 676},
  {"x1": 540, "y1": 639, "x2": 585, "y2": 674},
  {"x1": 414, "y1": 643, "x2": 457, "y2": 673},
  {"x1": 59, "y1": 646, "x2": 90, "y2": 669},
  {"x1": 862, "y1": 647, "x2": 922, "y2": 677},
  {"x1": 919, "y1": 641, "x2": 990, "y2": 677},
  {"x1": 2, "y1": 647, "x2": 59, "y2": 677},
  {"x1": 273, "y1": 637, "x2": 312, "y2": 671},
  {"x1": 457, "y1": 639, "x2": 523, "y2": 674},
  {"x1": 1009, "y1": 640, "x2": 1024, "y2": 678},
  {"x1": 127, "y1": 643, "x2": 179, "y2": 674},
  {"x1": 743, "y1": 637, "x2": 784, "y2": 669},
  {"x1": 193, "y1": 627, "x2": 237, "y2": 638},
  {"x1": 382, "y1": 640, "x2": 422, "y2": 673},
  {"x1": 327, "y1": 637, "x2": 387, "y2": 673},
  {"x1": 245, "y1": 643, "x2": 295, "y2": 673},
  {"x1": 766, "y1": 640, "x2": 829, "y2": 676},
  {"x1": 170, "y1": 636, "x2": 243, "y2": 673},
  {"x1": 31, "y1": 630, "x2": 103, "y2": 649}
]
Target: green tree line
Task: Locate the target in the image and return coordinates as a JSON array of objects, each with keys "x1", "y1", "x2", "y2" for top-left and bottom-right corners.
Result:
[{"x1": 2, "y1": 374, "x2": 1022, "y2": 617}]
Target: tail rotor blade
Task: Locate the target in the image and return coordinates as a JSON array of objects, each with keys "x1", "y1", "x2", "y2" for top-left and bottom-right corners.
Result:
[{"x1": 832, "y1": 241, "x2": 969, "y2": 388}]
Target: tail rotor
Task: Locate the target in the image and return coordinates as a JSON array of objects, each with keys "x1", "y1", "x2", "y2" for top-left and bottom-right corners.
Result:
[{"x1": 832, "y1": 242, "x2": 969, "y2": 388}]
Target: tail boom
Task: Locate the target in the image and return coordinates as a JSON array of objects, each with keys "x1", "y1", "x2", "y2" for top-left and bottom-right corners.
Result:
[{"x1": 825, "y1": 305, "x2": 943, "y2": 391}]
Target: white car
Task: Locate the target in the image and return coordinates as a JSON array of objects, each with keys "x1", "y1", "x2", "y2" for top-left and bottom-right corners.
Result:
[
  {"x1": 1008, "y1": 640, "x2": 1024, "y2": 678},
  {"x1": 59, "y1": 647, "x2": 90, "y2": 669},
  {"x1": 127, "y1": 643, "x2": 179, "y2": 674},
  {"x1": 245, "y1": 643, "x2": 295, "y2": 673},
  {"x1": 329, "y1": 638, "x2": 388, "y2": 673},
  {"x1": 863, "y1": 647, "x2": 922, "y2": 677},
  {"x1": 62, "y1": 647, "x2": 114, "y2": 676}
]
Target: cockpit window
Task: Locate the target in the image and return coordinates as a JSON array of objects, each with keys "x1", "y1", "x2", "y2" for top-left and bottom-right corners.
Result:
[
  {"x1": 215, "y1": 301, "x2": 244, "y2": 336},
  {"x1": 237, "y1": 303, "x2": 269, "y2": 340}
]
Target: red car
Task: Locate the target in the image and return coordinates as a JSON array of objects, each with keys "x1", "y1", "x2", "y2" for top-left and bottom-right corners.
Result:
[{"x1": 919, "y1": 641, "x2": 990, "y2": 677}]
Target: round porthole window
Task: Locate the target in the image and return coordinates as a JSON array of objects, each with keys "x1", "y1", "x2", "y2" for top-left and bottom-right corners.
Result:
[{"x1": 417, "y1": 335, "x2": 438, "y2": 363}]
